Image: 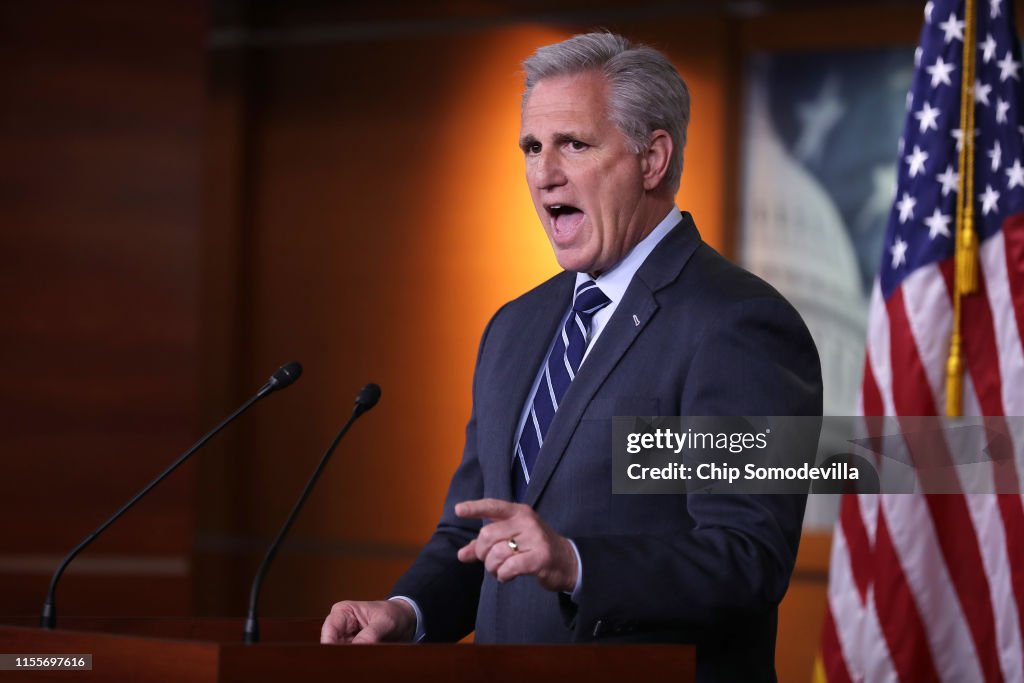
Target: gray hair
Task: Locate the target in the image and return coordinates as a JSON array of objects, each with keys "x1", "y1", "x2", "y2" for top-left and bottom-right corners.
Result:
[{"x1": 522, "y1": 32, "x2": 690, "y2": 194}]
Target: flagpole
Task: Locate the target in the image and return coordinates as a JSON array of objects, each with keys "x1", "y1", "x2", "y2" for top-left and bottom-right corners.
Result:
[{"x1": 947, "y1": 0, "x2": 978, "y2": 417}]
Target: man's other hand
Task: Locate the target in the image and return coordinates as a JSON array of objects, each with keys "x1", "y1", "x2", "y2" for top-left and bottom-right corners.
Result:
[
  {"x1": 455, "y1": 498, "x2": 578, "y2": 593},
  {"x1": 320, "y1": 599, "x2": 416, "y2": 644}
]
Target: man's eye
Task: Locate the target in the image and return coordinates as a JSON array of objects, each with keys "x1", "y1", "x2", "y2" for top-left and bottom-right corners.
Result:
[
  {"x1": 568, "y1": 140, "x2": 588, "y2": 151},
  {"x1": 525, "y1": 143, "x2": 542, "y2": 155}
]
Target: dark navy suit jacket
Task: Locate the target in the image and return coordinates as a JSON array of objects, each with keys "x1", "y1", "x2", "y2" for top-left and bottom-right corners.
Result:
[{"x1": 391, "y1": 213, "x2": 823, "y2": 682}]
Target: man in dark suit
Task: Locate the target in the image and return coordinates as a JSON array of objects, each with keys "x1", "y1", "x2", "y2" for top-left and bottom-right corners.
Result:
[{"x1": 322, "y1": 32, "x2": 822, "y2": 682}]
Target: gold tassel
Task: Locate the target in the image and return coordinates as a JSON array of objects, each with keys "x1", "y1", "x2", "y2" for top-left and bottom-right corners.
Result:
[
  {"x1": 811, "y1": 655, "x2": 828, "y2": 683},
  {"x1": 946, "y1": 0, "x2": 976, "y2": 417},
  {"x1": 958, "y1": 211, "x2": 978, "y2": 294},
  {"x1": 946, "y1": 334, "x2": 963, "y2": 417}
]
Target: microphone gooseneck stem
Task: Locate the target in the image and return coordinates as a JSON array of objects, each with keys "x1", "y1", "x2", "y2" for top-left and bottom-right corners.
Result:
[
  {"x1": 41, "y1": 390, "x2": 271, "y2": 630},
  {"x1": 243, "y1": 408, "x2": 363, "y2": 644}
]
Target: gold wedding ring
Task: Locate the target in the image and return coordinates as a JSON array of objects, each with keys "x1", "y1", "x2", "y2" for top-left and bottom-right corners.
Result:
[{"x1": 507, "y1": 537, "x2": 520, "y2": 553}]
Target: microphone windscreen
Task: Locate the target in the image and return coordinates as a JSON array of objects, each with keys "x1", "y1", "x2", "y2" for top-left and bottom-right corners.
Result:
[
  {"x1": 270, "y1": 362, "x2": 303, "y2": 390},
  {"x1": 356, "y1": 383, "x2": 381, "y2": 411}
]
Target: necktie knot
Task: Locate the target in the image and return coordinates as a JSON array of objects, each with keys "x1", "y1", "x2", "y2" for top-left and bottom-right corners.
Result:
[{"x1": 572, "y1": 280, "x2": 611, "y2": 316}]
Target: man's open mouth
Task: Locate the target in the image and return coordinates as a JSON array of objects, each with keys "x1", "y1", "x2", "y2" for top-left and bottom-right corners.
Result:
[
  {"x1": 547, "y1": 203, "x2": 582, "y2": 218},
  {"x1": 546, "y1": 204, "x2": 585, "y2": 243}
]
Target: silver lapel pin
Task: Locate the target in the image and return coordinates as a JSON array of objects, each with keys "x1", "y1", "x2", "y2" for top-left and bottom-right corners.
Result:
[{"x1": 633, "y1": 314, "x2": 640, "y2": 326}]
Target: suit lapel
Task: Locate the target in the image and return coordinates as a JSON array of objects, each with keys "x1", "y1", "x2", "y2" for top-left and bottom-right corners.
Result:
[
  {"x1": 492, "y1": 273, "x2": 575, "y2": 500},
  {"x1": 523, "y1": 215, "x2": 702, "y2": 507}
]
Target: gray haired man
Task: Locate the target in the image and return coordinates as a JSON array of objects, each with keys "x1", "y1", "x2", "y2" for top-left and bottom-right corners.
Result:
[{"x1": 322, "y1": 32, "x2": 821, "y2": 683}]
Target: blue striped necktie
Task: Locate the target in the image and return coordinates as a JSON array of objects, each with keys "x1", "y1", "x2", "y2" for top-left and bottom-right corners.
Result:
[{"x1": 512, "y1": 280, "x2": 611, "y2": 501}]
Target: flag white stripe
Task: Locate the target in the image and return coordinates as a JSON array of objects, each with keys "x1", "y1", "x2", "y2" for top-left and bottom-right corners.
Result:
[
  {"x1": 900, "y1": 264, "x2": 953, "y2": 410},
  {"x1": 861, "y1": 587, "x2": 900, "y2": 683},
  {"x1": 857, "y1": 492, "x2": 880, "y2": 554},
  {"x1": 963, "y1": 491, "x2": 1024, "y2": 682},
  {"x1": 825, "y1": 526, "x2": 875, "y2": 681},
  {"x1": 981, "y1": 232, "x2": 1024, "y2": 415},
  {"x1": 1005, "y1": 400, "x2": 1024, "y2": 500},
  {"x1": 880, "y1": 494, "x2": 986, "y2": 683},
  {"x1": 956, "y1": 376, "x2": 998, "y2": 494},
  {"x1": 865, "y1": 281, "x2": 898, "y2": 416}
]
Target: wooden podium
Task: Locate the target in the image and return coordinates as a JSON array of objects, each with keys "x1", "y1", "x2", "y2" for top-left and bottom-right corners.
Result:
[{"x1": 0, "y1": 618, "x2": 695, "y2": 682}]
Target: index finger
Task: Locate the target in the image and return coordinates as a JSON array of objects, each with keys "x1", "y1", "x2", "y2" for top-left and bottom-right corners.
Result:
[
  {"x1": 321, "y1": 615, "x2": 344, "y2": 644},
  {"x1": 455, "y1": 498, "x2": 518, "y2": 521}
]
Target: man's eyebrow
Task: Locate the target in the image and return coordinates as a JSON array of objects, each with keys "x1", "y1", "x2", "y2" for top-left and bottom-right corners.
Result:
[
  {"x1": 519, "y1": 134, "x2": 539, "y2": 150},
  {"x1": 552, "y1": 132, "x2": 585, "y2": 144},
  {"x1": 519, "y1": 132, "x2": 588, "y2": 150}
]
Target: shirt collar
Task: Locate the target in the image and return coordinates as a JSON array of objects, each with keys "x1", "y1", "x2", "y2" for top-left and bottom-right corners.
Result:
[{"x1": 573, "y1": 206, "x2": 682, "y2": 304}]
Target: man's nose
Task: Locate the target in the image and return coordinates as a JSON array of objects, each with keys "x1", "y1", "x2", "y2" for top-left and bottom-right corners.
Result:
[{"x1": 531, "y1": 150, "x2": 567, "y2": 190}]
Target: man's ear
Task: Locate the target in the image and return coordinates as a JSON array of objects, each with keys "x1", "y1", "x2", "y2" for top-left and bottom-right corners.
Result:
[{"x1": 640, "y1": 130, "x2": 672, "y2": 191}]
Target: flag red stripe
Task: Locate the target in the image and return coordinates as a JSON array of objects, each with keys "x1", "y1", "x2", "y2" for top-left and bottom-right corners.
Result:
[
  {"x1": 923, "y1": 494, "x2": 1005, "y2": 683},
  {"x1": 821, "y1": 603, "x2": 854, "y2": 683},
  {"x1": 839, "y1": 494, "x2": 873, "y2": 605},
  {"x1": 937, "y1": 259, "x2": 1006, "y2": 416},
  {"x1": 1001, "y1": 213, "x2": 1024, "y2": 358},
  {"x1": 861, "y1": 349, "x2": 884, "y2": 416},
  {"x1": 962, "y1": 274, "x2": 1006, "y2": 416},
  {"x1": 997, "y1": 493, "x2": 1024, "y2": 676},
  {"x1": 873, "y1": 507, "x2": 942, "y2": 682},
  {"x1": 886, "y1": 287, "x2": 939, "y2": 415}
]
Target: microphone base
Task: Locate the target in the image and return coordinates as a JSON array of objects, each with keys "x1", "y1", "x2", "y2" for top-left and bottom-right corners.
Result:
[
  {"x1": 40, "y1": 602, "x2": 56, "y2": 630},
  {"x1": 243, "y1": 616, "x2": 259, "y2": 644}
]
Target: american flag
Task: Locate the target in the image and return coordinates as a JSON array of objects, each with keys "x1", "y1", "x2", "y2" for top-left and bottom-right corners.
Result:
[{"x1": 818, "y1": 1, "x2": 1024, "y2": 681}]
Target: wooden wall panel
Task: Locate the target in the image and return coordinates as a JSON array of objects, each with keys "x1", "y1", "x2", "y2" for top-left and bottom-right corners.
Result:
[
  {"x1": 0, "y1": 1, "x2": 206, "y2": 617},
  {"x1": 777, "y1": 531, "x2": 832, "y2": 682}
]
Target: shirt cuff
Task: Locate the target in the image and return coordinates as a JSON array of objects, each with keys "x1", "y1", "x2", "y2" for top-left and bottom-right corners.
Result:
[
  {"x1": 388, "y1": 596, "x2": 425, "y2": 642},
  {"x1": 566, "y1": 538, "x2": 583, "y2": 602}
]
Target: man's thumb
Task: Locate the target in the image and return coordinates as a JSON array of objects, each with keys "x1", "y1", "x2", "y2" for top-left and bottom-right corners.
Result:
[{"x1": 351, "y1": 625, "x2": 382, "y2": 644}]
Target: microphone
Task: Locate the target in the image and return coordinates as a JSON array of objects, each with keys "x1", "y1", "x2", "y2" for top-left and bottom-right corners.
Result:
[
  {"x1": 354, "y1": 383, "x2": 381, "y2": 417},
  {"x1": 258, "y1": 361, "x2": 302, "y2": 397},
  {"x1": 243, "y1": 383, "x2": 381, "y2": 644},
  {"x1": 40, "y1": 361, "x2": 304, "y2": 630}
]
